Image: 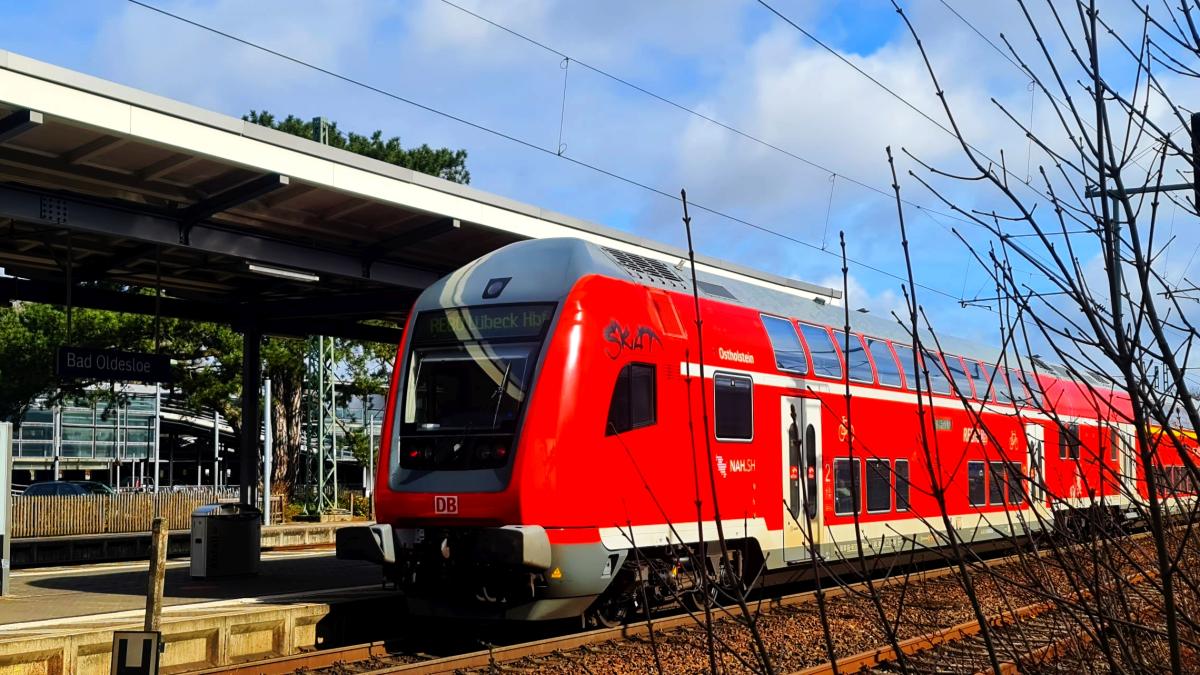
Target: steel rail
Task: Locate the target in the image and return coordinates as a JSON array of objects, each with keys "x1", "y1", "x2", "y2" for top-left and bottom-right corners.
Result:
[
  {"x1": 199, "y1": 539, "x2": 1050, "y2": 674},
  {"x1": 793, "y1": 568, "x2": 1156, "y2": 675},
  {"x1": 202, "y1": 529, "x2": 1159, "y2": 674}
]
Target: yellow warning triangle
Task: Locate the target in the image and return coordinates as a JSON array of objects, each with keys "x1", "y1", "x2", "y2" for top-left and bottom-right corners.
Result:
[{"x1": 550, "y1": 567, "x2": 563, "y2": 579}]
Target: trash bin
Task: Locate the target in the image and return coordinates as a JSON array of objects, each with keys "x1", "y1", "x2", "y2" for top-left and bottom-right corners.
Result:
[{"x1": 190, "y1": 503, "x2": 261, "y2": 578}]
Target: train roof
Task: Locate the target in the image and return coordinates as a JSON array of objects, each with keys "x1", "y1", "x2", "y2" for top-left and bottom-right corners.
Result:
[
  {"x1": 422, "y1": 238, "x2": 1141, "y2": 420},
  {"x1": 420, "y1": 237, "x2": 1006, "y2": 363}
]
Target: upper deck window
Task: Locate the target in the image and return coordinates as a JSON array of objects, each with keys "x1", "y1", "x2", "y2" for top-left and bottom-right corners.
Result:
[
  {"x1": 1020, "y1": 372, "x2": 1044, "y2": 407},
  {"x1": 894, "y1": 344, "x2": 918, "y2": 391},
  {"x1": 799, "y1": 323, "x2": 844, "y2": 379},
  {"x1": 836, "y1": 331, "x2": 875, "y2": 384},
  {"x1": 761, "y1": 315, "x2": 808, "y2": 374},
  {"x1": 994, "y1": 368, "x2": 1014, "y2": 404},
  {"x1": 921, "y1": 350, "x2": 952, "y2": 395},
  {"x1": 944, "y1": 355, "x2": 975, "y2": 399},
  {"x1": 867, "y1": 339, "x2": 904, "y2": 388},
  {"x1": 1010, "y1": 369, "x2": 1033, "y2": 407},
  {"x1": 966, "y1": 360, "x2": 993, "y2": 402}
]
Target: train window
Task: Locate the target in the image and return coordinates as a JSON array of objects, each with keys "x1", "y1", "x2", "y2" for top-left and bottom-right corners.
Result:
[
  {"x1": 714, "y1": 373, "x2": 753, "y2": 441},
  {"x1": 895, "y1": 460, "x2": 910, "y2": 511},
  {"x1": 989, "y1": 462, "x2": 1006, "y2": 505},
  {"x1": 1009, "y1": 369, "x2": 1032, "y2": 407},
  {"x1": 894, "y1": 344, "x2": 919, "y2": 391},
  {"x1": 921, "y1": 350, "x2": 952, "y2": 395},
  {"x1": 944, "y1": 355, "x2": 975, "y2": 399},
  {"x1": 606, "y1": 363, "x2": 656, "y2": 436},
  {"x1": 405, "y1": 341, "x2": 536, "y2": 433},
  {"x1": 1007, "y1": 463, "x2": 1025, "y2": 505},
  {"x1": 834, "y1": 458, "x2": 861, "y2": 515},
  {"x1": 1021, "y1": 372, "x2": 1044, "y2": 407},
  {"x1": 837, "y1": 331, "x2": 875, "y2": 384},
  {"x1": 761, "y1": 315, "x2": 808, "y2": 374},
  {"x1": 867, "y1": 339, "x2": 904, "y2": 388},
  {"x1": 1109, "y1": 426, "x2": 1119, "y2": 462},
  {"x1": 866, "y1": 459, "x2": 891, "y2": 512},
  {"x1": 799, "y1": 323, "x2": 844, "y2": 379},
  {"x1": 1059, "y1": 423, "x2": 1080, "y2": 459},
  {"x1": 968, "y1": 461, "x2": 986, "y2": 506},
  {"x1": 994, "y1": 368, "x2": 1014, "y2": 404},
  {"x1": 966, "y1": 360, "x2": 993, "y2": 402}
]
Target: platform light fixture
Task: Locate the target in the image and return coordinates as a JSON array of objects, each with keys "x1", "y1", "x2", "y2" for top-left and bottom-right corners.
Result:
[{"x1": 246, "y1": 262, "x2": 320, "y2": 283}]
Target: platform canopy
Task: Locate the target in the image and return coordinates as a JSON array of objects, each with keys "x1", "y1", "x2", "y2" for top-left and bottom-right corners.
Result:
[{"x1": 0, "y1": 50, "x2": 837, "y2": 344}]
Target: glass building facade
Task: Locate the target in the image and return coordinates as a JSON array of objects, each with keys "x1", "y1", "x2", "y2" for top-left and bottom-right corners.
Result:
[{"x1": 15, "y1": 393, "x2": 156, "y2": 462}]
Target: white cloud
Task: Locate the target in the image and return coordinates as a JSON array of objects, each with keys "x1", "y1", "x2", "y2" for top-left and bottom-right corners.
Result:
[
  {"x1": 92, "y1": 0, "x2": 396, "y2": 111},
  {"x1": 17, "y1": 0, "x2": 1181, "y2": 352}
]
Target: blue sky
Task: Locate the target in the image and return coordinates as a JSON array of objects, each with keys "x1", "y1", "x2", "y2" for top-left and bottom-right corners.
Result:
[{"x1": 0, "y1": 0, "x2": 1186, "y2": 354}]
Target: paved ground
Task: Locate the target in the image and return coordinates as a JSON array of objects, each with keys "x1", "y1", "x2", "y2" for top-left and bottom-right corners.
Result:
[{"x1": 0, "y1": 550, "x2": 382, "y2": 625}]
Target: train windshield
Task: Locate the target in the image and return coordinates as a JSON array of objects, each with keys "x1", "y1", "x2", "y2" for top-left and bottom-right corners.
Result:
[
  {"x1": 405, "y1": 342, "x2": 536, "y2": 431},
  {"x1": 402, "y1": 304, "x2": 554, "y2": 434}
]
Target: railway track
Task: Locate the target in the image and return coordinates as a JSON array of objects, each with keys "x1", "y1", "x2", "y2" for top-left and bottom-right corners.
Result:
[
  {"x1": 197, "y1": 558, "x2": 985, "y2": 674},
  {"x1": 199, "y1": 529, "x2": 1165, "y2": 674},
  {"x1": 803, "y1": 569, "x2": 1156, "y2": 675}
]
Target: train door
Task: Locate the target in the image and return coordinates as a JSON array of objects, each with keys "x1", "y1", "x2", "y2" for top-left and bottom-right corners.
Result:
[
  {"x1": 1025, "y1": 423, "x2": 1046, "y2": 513},
  {"x1": 782, "y1": 397, "x2": 822, "y2": 563},
  {"x1": 1117, "y1": 425, "x2": 1138, "y2": 501}
]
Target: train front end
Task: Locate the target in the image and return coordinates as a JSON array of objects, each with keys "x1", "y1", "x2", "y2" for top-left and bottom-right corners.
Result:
[{"x1": 337, "y1": 239, "x2": 619, "y2": 621}]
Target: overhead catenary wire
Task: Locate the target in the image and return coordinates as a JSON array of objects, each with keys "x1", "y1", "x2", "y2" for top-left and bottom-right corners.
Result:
[
  {"x1": 432, "y1": 0, "x2": 1017, "y2": 287},
  {"x1": 126, "y1": 0, "x2": 976, "y2": 304},
  {"x1": 435, "y1": 0, "x2": 979, "y2": 231}
]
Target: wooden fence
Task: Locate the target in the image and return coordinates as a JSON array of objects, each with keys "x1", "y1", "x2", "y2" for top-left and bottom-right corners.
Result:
[{"x1": 11, "y1": 489, "x2": 240, "y2": 538}]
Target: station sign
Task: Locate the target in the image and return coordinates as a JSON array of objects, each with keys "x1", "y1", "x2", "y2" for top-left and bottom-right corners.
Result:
[{"x1": 57, "y1": 347, "x2": 172, "y2": 383}]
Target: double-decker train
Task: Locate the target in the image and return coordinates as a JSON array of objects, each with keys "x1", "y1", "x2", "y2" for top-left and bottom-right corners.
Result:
[{"x1": 338, "y1": 237, "x2": 1195, "y2": 623}]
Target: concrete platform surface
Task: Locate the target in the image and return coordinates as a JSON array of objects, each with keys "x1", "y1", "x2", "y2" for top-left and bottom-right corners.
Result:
[{"x1": 0, "y1": 550, "x2": 381, "y2": 625}]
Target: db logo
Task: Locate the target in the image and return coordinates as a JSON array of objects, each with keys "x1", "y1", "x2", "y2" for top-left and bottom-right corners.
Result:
[{"x1": 434, "y1": 495, "x2": 459, "y2": 514}]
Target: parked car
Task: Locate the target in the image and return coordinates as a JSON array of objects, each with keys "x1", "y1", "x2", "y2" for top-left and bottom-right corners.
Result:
[
  {"x1": 21, "y1": 481, "x2": 116, "y2": 496},
  {"x1": 72, "y1": 481, "x2": 117, "y2": 495}
]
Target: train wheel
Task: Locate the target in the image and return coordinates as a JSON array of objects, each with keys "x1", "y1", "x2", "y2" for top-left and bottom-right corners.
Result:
[
  {"x1": 681, "y1": 583, "x2": 719, "y2": 612},
  {"x1": 586, "y1": 594, "x2": 631, "y2": 628}
]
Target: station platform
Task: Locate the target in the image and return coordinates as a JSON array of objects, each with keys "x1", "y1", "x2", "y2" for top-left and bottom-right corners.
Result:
[{"x1": 0, "y1": 550, "x2": 397, "y2": 673}]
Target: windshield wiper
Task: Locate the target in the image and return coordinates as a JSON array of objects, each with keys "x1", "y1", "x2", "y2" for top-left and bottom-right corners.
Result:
[{"x1": 491, "y1": 361, "x2": 513, "y2": 429}]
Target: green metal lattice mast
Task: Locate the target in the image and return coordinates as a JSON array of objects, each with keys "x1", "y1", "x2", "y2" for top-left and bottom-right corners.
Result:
[{"x1": 306, "y1": 335, "x2": 338, "y2": 512}]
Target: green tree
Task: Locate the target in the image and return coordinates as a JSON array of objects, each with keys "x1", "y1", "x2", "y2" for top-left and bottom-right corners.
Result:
[
  {"x1": 0, "y1": 113, "x2": 468, "y2": 502},
  {"x1": 245, "y1": 111, "x2": 470, "y2": 184},
  {"x1": 0, "y1": 302, "x2": 155, "y2": 426},
  {"x1": 245, "y1": 111, "x2": 469, "y2": 500}
]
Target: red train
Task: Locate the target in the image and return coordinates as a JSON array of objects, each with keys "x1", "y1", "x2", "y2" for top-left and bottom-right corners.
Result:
[{"x1": 337, "y1": 237, "x2": 1196, "y2": 623}]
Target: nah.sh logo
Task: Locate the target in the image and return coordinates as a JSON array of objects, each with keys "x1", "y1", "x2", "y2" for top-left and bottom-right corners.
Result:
[
  {"x1": 730, "y1": 458, "x2": 756, "y2": 473},
  {"x1": 434, "y1": 495, "x2": 459, "y2": 514},
  {"x1": 716, "y1": 455, "x2": 728, "y2": 478}
]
